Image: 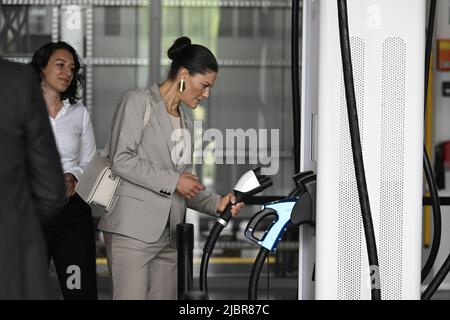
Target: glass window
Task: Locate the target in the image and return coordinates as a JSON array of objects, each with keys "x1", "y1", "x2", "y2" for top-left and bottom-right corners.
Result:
[
  {"x1": 218, "y1": 7, "x2": 233, "y2": 37},
  {"x1": 93, "y1": 6, "x2": 148, "y2": 59},
  {"x1": 104, "y1": 7, "x2": 121, "y2": 36},
  {"x1": 237, "y1": 8, "x2": 254, "y2": 38},
  {"x1": 258, "y1": 8, "x2": 275, "y2": 38},
  {"x1": 1, "y1": 1, "x2": 297, "y2": 279},
  {"x1": 0, "y1": 5, "x2": 53, "y2": 56},
  {"x1": 92, "y1": 66, "x2": 142, "y2": 147},
  {"x1": 1, "y1": 1, "x2": 293, "y2": 195}
]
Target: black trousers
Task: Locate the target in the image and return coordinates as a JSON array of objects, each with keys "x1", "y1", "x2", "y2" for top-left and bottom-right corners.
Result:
[{"x1": 43, "y1": 193, "x2": 98, "y2": 300}]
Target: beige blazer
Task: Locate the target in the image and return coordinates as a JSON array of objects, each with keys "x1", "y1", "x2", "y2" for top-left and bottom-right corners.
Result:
[{"x1": 98, "y1": 84, "x2": 220, "y2": 245}]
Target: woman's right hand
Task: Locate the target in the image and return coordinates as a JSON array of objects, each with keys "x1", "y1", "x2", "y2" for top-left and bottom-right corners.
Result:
[
  {"x1": 64, "y1": 173, "x2": 77, "y2": 198},
  {"x1": 176, "y1": 173, "x2": 205, "y2": 199}
]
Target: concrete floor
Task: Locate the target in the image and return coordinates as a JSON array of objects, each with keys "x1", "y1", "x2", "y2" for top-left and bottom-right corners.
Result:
[
  {"x1": 48, "y1": 259, "x2": 298, "y2": 300},
  {"x1": 48, "y1": 261, "x2": 450, "y2": 300}
]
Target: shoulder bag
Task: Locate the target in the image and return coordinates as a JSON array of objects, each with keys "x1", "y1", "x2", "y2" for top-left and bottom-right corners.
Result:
[{"x1": 76, "y1": 89, "x2": 151, "y2": 212}]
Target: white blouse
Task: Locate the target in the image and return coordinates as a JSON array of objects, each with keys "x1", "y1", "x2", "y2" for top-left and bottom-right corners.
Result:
[
  {"x1": 169, "y1": 113, "x2": 185, "y2": 169},
  {"x1": 48, "y1": 99, "x2": 96, "y2": 182}
]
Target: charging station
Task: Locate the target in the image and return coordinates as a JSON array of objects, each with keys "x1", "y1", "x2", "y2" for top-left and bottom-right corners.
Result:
[{"x1": 304, "y1": 0, "x2": 425, "y2": 299}]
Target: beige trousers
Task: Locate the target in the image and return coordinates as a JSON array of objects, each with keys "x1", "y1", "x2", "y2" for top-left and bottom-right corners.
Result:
[{"x1": 103, "y1": 229, "x2": 177, "y2": 300}]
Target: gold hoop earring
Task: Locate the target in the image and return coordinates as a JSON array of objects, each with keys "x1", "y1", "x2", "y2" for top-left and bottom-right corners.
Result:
[{"x1": 179, "y1": 79, "x2": 186, "y2": 92}]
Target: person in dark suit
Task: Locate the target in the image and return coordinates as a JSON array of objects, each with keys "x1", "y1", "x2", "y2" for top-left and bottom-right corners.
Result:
[{"x1": 0, "y1": 57, "x2": 66, "y2": 299}]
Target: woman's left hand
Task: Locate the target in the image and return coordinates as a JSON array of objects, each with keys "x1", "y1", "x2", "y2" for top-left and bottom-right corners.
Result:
[
  {"x1": 217, "y1": 192, "x2": 245, "y2": 217},
  {"x1": 64, "y1": 173, "x2": 78, "y2": 198}
]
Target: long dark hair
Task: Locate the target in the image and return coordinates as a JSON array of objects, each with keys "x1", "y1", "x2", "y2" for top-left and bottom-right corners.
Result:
[
  {"x1": 30, "y1": 41, "x2": 83, "y2": 104},
  {"x1": 167, "y1": 36, "x2": 218, "y2": 80}
]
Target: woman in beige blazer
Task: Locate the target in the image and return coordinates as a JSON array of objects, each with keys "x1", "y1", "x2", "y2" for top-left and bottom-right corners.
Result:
[{"x1": 98, "y1": 36, "x2": 244, "y2": 299}]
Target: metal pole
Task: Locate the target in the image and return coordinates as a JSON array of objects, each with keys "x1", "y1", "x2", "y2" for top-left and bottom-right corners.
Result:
[
  {"x1": 177, "y1": 223, "x2": 194, "y2": 300},
  {"x1": 148, "y1": 0, "x2": 161, "y2": 87}
]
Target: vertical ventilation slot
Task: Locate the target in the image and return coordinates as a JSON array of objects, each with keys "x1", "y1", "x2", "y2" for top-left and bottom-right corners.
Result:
[
  {"x1": 338, "y1": 36, "x2": 365, "y2": 300},
  {"x1": 379, "y1": 37, "x2": 406, "y2": 300}
]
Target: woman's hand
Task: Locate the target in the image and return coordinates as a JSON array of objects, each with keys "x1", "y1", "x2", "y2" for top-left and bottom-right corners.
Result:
[
  {"x1": 176, "y1": 173, "x2": 205, "y2": 199},
  {"x1": 64, "y1": 173, "x2": 77, "y2": 198},
  {"x1": 217, "y1": 192, "x2": 245, "y2": 217}
]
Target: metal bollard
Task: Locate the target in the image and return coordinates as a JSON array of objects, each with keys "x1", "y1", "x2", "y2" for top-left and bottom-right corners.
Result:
[{"x1": 177, "y1": 223, "x2": 194, "y2": 300}]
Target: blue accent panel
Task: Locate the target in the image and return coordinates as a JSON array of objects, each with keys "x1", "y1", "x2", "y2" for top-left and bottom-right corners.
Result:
[{"x1": 258, "y1": 200, "x2": 297, "y2": 251}]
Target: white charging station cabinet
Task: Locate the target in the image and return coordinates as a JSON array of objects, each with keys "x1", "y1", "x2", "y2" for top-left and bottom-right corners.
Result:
[{"x1": 313, "y1": 0, "x2": 425, "y2": 299}]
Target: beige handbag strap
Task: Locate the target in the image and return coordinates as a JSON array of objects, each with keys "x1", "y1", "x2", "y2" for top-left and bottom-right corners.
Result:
[
  {"x1": 102, "y1": 90, "x2": 152, "y2": 157},
  {"x1": 143, "y1": 88, "x2": 151, "y2": 128}
]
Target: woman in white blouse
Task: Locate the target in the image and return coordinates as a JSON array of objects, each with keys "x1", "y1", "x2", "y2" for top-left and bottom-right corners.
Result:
[{"x1": 30, "y1": 41, "x2": 97, "y2": 300}]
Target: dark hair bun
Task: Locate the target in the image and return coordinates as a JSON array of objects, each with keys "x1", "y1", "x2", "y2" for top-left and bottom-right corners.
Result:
[{"x1": 167, "y1": 36, "x2": 191, "y2": 61}]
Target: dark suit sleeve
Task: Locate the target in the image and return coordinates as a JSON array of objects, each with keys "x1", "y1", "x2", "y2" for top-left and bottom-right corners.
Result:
[{"x1": 24, "y1": 66, "x2": 66, "y2": 224}]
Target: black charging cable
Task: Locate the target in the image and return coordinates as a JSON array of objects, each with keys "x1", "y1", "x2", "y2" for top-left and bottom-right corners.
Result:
[
  {"x1": 337, "y1": 0, "x2": 381, "y2": 300},
  {"x1": 421, "y1": 0, "x2": 442, "y2": 285}
]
